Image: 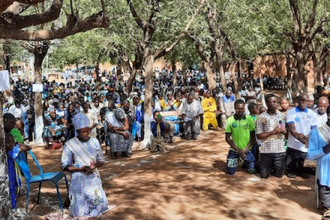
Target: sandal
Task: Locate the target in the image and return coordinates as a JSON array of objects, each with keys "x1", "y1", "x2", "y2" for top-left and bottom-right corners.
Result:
[{"x1": 322, "y1": 210, "x2": 330, "y2": 220}]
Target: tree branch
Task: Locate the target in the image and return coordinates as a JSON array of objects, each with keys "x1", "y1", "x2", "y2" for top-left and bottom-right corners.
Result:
[
  {"x1": 4, "y1": 2, "x2": 30, "y2": 14},
  {"x1": 289, "y1": 0, "x2": 303, "y2": 35},
  {"x1": 0, "y1": 11, "x2": 109, "y2": 40},
  {"x1": 154, "y1": 0, "x2": 206, "y2": 59},
  {"x1": 0, "y1": 0, "x2": 63, "y2": 29},
  {"x1": 304, "y1": 0, "x2": 318, "y2": 34},
  {"x1": 219, "y1": 28, "x2": 235, "y2": 60},
  {"x1": 0, "y1": 0, "x2": 45, "y2": 14},
  {"x1": 309, "y1": 19, "x2": 329, "y2": 42},
  {"x1": 127, "y1": 0, "x2": 145, "y2": 30}
]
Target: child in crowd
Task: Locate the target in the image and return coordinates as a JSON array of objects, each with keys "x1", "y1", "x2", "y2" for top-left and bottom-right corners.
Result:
[
  {"x1": 6, "y1": 132, "x2": 31, "y2": 209},
  {"x1": 248, "y1": 103, "x2": 259, "y2": 122},
  {"x1": 248, "y1": 102, "x2": 260, "y2": 167},
  {"x1": 280, "y1": 97, "x2": 290, "y2": 115}
]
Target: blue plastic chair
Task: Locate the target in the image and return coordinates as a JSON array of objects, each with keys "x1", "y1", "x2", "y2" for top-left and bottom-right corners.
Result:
[{"x1": 15, "y1": 150, "x2": 68, "y2": 213}]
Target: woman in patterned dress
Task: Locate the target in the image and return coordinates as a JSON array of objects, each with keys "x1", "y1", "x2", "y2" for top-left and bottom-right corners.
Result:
[
  {"x1": 61, "y1": 112, "x2": 109, "y2": 217},
  {"x1": 106, "y1": 108, "x2": 134, "y2": 159}
]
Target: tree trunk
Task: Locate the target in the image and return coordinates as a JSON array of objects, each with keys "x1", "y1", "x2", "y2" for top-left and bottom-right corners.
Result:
[
  {"x1": 237, "y1": 59, "x2": 241, "y2": 79},
  {"x1": 126, "y1": 68, "x2": 137, "y2": 95},
  {"x1": 95, "y1": 63, "x2": 100, "y2": 91},
  {"x1": 0, "y1": 96, "x2": 12, "y2": 219},
  {"x1": 258, "y1": 65, "x2": 266, "y2": 107},
  {"x1": 2, "y1": 42, "x2": 11, "y2": 74},
  {"x1": 171, "y1": 60, "x2": 177, "y2": 87},
  {"x1": 218, "y1": 58, "x2": 226, "y2": 93},
  {"x1": 313, "y1": 51, "x2": 327, "y2": 87},
  {"x1": 141, "y1": 53, "x2": 154, "y2": 149},
  {"x1": 203, "y1": 61, "x2": 216, "y2": 90},
  {"x1": 230, "y1": 62, "x2": 239, "y2": 99},
  {"x1": 295, "y1": 52, "x2": 309, "y2": 93},
  {"x1": 285, "y1": 54, "x2": 293, "y2": 103},
  {"x1": 116, "y1": 60, "x2": 123, "y2": 87},
  {"x1": 30, "y1": 42, "x2": 49, "y2": 145}
]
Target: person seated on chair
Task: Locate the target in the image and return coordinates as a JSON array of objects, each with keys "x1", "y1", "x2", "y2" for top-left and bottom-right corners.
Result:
[
  {"x1": 61, "y1": 113, "x2": 110, "y2": 217},
  {"x1": 5, "y1": 132, "x2": 31, "y2": 210},
  {"x1": 150, "y1": 111, "x2": 166, "y2": 153}
]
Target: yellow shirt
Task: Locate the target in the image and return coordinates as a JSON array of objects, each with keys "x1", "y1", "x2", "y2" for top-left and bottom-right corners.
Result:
[
  {"x1": 159, "y1": 99, "x2": 167, "y2": 111},
  {"x1": 202, "y1": 97, "x2": 217, "y2": 118}
]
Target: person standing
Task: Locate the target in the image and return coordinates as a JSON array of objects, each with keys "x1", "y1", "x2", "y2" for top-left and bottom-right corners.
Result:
[
  {"x1": 256, "y1": 94, "x2": 286, "y2": 179},
  {"x1": 307, "y1": 106, "x2": 330, "y2": 219},
  {"x1": 286, "y1": 93, "x2": 317, "y2": 178},
  {"x1": 132, "y1": 96, "x2": 143, "y2": 142},
  {"x1": 225, "y1": 99, "x2": 256, "y2": 175}
]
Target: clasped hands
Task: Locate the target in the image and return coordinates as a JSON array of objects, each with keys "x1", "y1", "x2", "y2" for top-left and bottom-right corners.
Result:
[
  {"x1": 238, "y1": 149, "x2": 247, "y2": 159},
  {"x1": 295, "y1": 133, "x2": 309, "y2": 144},
  {"x1": 272, "y1": 125, "x2": 286, "y2": 135},
  {"x1": 83, "y1": 163, "x2": 96, "y2": 174}
]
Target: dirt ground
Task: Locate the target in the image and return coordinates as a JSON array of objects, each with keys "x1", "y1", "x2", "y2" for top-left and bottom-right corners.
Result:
[{"x1": 14, "y1": 128, "x2": 322, "y2": 220}]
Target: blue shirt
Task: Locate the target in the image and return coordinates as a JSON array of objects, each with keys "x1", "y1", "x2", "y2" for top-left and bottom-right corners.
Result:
[
  {"x1": 136, "y1": 104, "x2": 144, "y2": 123},
  {"x1": 151, "y1": 121, "x2": 165, "y2": 137},
  {"x1": 222, "y1": 95, "x2": 235, "y2": 103},
  {"x1": 307, "y1": 128, "x2": 330, "y2": 186},
  {"x1": 7, "y1": 145, "x2": 20, "y2": 208}
]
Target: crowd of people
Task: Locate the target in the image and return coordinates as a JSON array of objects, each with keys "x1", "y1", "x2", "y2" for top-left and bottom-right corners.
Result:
[{"x1": 4, "y1": 68, "x2": 329, "y2": 218}]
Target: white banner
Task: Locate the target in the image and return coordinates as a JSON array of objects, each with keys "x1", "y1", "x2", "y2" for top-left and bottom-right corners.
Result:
[
  {"x1": 0, "y1": 70, "x2": 10, "y2": 91},
  {"x1": 32, "y1": 84, "x2": 43, "y2": 92}
]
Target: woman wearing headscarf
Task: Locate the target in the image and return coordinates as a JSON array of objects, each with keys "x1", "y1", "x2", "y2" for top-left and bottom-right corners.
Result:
[
  {"x1": 61, "y1": 112, "x2": 109, "y2": 217},
  {"x1": 106, "y1": 108, "x2": 134, "y2": 159}
]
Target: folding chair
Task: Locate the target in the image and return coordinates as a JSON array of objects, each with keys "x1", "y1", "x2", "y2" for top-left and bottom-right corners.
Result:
[{"x1": 15, "y1": 150, "x2": 69, "y2": 213}]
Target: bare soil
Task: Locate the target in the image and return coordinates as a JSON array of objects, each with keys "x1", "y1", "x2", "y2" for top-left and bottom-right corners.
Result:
[{"x1": 18, "y1": 129, "x2": 321, "y2": 220}]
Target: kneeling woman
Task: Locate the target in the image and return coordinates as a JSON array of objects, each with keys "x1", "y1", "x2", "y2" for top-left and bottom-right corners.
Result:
[
  {"x1": 106, "y1": 108, "x2": 134, "y2": 159},
  {"x1": 61, "y1": 113, "x2": 109, "y2": 217}
]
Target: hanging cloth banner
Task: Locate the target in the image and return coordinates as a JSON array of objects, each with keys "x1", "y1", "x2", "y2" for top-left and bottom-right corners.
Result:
[{"x1": 0, "y1": 70, "x2": 10, "y2": 91}]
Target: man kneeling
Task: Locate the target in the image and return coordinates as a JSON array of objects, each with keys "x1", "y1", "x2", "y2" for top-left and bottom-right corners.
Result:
[
  {"x1": 256, "y1": 94, "x2": 286, "y2": 179},
  {"x1": 150, "y1": 111, "x2": 166, "y2": 153},
  {"x1": 225, "y1": 100, "x2": 256, "y2": 175}
]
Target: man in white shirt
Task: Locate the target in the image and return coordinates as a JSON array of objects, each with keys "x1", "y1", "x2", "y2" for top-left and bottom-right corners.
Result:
[
  {"x1": 315, "y1": 96, "x2": 329, "y2": 127},
  {"x1": 181, "y1": 93, "x2": 204, "y2": 140},
  {"x1": 286, "y1": 93, "x2": 318, "y2": 178},
  {"x1": 91, "y1": 98, "x2": 103, "y2": 121},
  {"x1": 8, "y1": 100, "x2": 26, "y2": 119},
  {"x1": 81, "y1": 102, "x2": 98, "y2": 138}
]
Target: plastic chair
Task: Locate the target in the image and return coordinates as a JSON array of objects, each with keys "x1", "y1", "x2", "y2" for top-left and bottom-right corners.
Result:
[{"x1": 15, "y1": 150, "x2": 69, "y2": 213}]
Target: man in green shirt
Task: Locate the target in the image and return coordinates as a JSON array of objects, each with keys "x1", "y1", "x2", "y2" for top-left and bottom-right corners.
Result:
[{"x1": 225, "y1": 99, "x2": 256, "y2": 175}]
